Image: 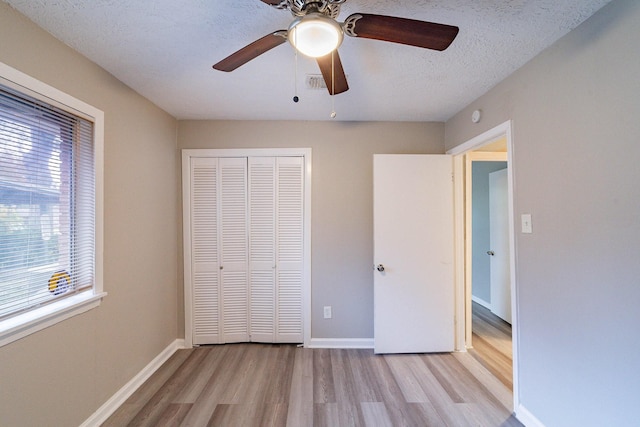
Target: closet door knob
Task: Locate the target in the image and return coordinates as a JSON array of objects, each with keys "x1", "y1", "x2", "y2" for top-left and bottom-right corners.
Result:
[
  {"x1": 376, "y1": 264, "x2": 385, "y2": 272},
  {"x1": 487, "y1": 251, "x2": 495, "y2": 256}
]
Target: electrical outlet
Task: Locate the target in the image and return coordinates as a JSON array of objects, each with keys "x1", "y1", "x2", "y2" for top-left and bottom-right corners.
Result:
[{"x1": 323, "y1": 306, "x2": 332, "y2": 319}]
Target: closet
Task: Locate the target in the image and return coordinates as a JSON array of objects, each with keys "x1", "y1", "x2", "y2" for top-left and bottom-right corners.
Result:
[{"x1": 182, "y1": 149, "x2": 309, "y2": 346}]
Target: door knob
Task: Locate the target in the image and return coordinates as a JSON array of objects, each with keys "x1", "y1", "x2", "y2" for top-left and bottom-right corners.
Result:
[
  {"x1": 376, "y1": 264, "x2": 385, "y2": 272},
  {"x1": 487, "y1": 251, "x2": 495, "y2": 256}
]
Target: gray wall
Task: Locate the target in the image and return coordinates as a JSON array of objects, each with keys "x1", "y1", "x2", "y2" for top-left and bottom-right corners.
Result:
[
  {"x1": 177, "y1": 120, "x2": 445, "y2": 339},
  {"x1": 0, "y1": 3, "x2": 179, "y2": 426},
  {"x1": 471, "y1": 161, "x2": 507, "y2": 305},
  {"x1": 446, "y1": 0, "x2": 640, "y2": 424}
]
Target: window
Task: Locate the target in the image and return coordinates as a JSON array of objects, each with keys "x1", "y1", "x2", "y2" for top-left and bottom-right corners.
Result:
[{"x1": 0, "y1": 62, "x2": 104, "y2": 346}]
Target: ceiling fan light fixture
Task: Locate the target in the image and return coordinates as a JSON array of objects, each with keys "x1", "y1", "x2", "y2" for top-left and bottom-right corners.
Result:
[{"x1": 288, "y1": 13, "x2": 343, "y2": 58}]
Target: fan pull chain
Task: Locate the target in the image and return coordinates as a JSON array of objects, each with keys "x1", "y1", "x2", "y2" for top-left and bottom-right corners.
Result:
[
  {"x1": 293, "y1": 32, "x2": 299, "y2": 103},
  {"x1": 330, "y1": 50, "x2": 337, "y2": 119}
]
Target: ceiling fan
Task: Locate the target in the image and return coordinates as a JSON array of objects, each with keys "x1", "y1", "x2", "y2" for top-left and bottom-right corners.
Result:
[{"x1": 213, "y1": 0, "x2": 459, "y2": 95}]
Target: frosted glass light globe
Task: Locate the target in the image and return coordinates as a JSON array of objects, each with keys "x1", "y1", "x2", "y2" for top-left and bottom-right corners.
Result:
[{"x1": 288, "y1": 14, "x2": 344, "y2": 58}]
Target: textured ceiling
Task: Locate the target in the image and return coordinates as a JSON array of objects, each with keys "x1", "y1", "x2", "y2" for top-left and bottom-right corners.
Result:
[{"x1": 2, "y1": 0, "x2": 611, "y2": 121}]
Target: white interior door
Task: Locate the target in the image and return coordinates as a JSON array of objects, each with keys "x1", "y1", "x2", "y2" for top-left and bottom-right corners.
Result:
[
  {"x1": 275, "y1": 157, "x2": 304, "y2": 342},
  {"x1": 190, "y1": 157, "x2": 221, "y2": 345},
  {"x1": 219, "y1": 157, "x2": 249, "y2": 343},
  {"x1": 373, "y1": 154, "x2": 455, "y2": 354},
  {"x1": 489, "y1": 168, "x2": 511, "y2": 323},
  {"x1": 184, "y1": 148, "x2": 310, "y2": 348},
  {"x1": 248, "y1": 157, "x2": 277, "y2": 343},
  {"x1": 247, "y1": 156, "x2": 304, "y2": 343}
]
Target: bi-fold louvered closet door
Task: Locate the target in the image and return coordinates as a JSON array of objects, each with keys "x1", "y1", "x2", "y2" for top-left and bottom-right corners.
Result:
[{"x1": 187, "y1": 155, "x2": 304, "y2": 345}]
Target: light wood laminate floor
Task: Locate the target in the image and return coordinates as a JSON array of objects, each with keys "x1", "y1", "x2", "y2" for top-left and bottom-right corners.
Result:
[
  {"x1": 103, "y1": 341, "x2": 521, "y2": 426},
  {"x1": 469, "y1": 301, "x2": 513, "y2": 391}
]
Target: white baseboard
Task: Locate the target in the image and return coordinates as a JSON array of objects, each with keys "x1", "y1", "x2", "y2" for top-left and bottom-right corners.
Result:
[
  {"x1": 516, "y1": 403, "x2": 545, "y2": 427},
  {"x1": 80, "y1": 339, "x2": 186, "y2": 427},
  {"x1": 307, "y1": 338, "x2": 374, "y2": 349},
  {"x1": 472, "y1": 295, "x2": 492, "y2": 310}
]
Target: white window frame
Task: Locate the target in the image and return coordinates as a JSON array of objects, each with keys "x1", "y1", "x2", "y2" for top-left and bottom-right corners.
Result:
[{"x1": 0, "y1": 62, "x2": 105, "y2": 347}]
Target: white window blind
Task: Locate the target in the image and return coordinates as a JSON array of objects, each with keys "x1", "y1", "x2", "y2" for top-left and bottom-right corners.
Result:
[{"x1": 0, "y1": 82, "x2": 95, "y2": 320}]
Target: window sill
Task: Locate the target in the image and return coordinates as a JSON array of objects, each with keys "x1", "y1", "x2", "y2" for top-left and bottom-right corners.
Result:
[{"x1": 0, "y1": 291, "x2": 107, "y2": 348}]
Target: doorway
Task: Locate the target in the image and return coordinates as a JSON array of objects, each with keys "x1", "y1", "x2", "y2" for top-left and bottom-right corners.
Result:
[
  {"x1": 468, "y1": 154, "x2": 512, "y2": 390},
  {"x1": 467, "y1": 154, "x2": 508, "y2": 319},
  {"x1": 448, "y1": 120, "x2": 519, "y2": 408}
]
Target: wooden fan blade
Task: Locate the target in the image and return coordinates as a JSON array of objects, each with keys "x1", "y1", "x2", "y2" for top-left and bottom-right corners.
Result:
[
  {"x1": 259, "y1": 0, "x2": 284, "y2": 5},
  {"x1": 345, "y1": 13, "x2": 459, "y2": 51},
  {"x1": 213, "y1": 31, "x2": 287, "y2": 72},
  {"x1": 316, "y1": 51, "x2": 349, "y2": 95}
]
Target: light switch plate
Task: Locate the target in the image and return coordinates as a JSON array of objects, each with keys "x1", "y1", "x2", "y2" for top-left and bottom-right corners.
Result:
[
  {"x1": 323, "y1": 306, "x2": 332, "y2": 319},
  {"x1": 521, "y1": 214, "x2": 533, "y2": 233}
]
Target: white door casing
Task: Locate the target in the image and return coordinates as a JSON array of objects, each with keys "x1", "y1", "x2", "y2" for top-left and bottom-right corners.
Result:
[
  {"x1": 447, "y1": 120, "x2": 519, "y2": 415},
  {"x1": 373, "y1": 154, "x2": 455, "y2": 354}
]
